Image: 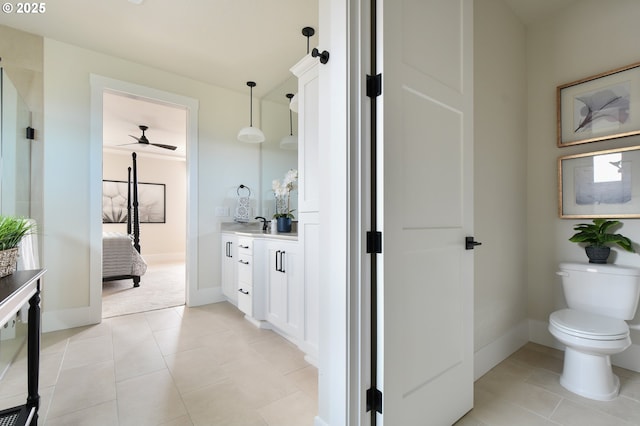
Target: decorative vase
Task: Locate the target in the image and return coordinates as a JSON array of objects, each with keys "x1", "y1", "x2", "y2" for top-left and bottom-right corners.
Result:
[
  {"x1": 277, "y1": 217, "x2": 292, "y2": 233},
  {"x1": 585, "y1": 246, "x2": 611, "y2": 264},
  {"x1": 0, "y1": 247, "x2": 19, "y2": 278}
]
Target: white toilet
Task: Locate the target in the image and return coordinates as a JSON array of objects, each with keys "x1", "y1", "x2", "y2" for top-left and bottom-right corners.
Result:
[{"x1": 549, "y1": 262, "x2": 640, "y2": 401}]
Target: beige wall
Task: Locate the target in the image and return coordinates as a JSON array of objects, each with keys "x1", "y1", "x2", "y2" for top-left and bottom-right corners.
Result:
[
  {"x1": 103, "y1": 151, "x2": 186, "y2": 262},
  {"x1": 43, "y1": 38, "x2": 261, "y2": 312},
  {"x1": 474, "y1": 0, "x2": 528, "y2": 351},
  {"x1": 526, "y1": 0, "x2": 640, "y2": 345}
]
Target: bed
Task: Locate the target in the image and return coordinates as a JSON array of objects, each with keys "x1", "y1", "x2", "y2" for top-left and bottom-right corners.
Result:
[{"x1": 102, "y1": 152, "x2": 147, "y2": 287}]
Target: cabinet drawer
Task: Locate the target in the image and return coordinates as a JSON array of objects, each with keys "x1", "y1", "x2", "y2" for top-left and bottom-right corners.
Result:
[
  {"x1": 237, "y1": 254, "x2": 252, "y2": 283},
  {"x1": 237, "y1": 237, "x2": 253, "y2": 255},
  {"x1": 238, "y1": 285, "x2": 252, "y2": 316}
]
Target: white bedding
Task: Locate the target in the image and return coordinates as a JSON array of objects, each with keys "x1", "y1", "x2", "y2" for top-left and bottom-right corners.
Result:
[{"x1": 102, "y1": 232, "x2": 147, "y2": 277}]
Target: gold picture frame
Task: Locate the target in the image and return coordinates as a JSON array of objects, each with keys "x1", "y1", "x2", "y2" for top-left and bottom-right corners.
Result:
[
  {"x1": 558, "y1": 145, "x2": 640, "y2": 218},
  {"x1": 557, "y1": 61, "x2": 640, "y2": 147}
]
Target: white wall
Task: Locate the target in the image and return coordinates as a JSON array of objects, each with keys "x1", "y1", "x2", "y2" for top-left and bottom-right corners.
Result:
[
  {"x1": 473, "y1": 0, "x2": 529, "y2": 375},
  {"x1": 527, "y1": 0, "x2": 640, "y2": 352},
  {"x1": 43, "y1": 38, "x2": 261, "y2": 314},
  {"x1": 103, "y1": 151, "x2": 186, "y2": 263}
]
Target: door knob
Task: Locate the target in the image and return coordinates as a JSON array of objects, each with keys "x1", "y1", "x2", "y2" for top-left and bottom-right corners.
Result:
[{"x1": 465, "y1": 236, "x2": 482, "y2": 250}]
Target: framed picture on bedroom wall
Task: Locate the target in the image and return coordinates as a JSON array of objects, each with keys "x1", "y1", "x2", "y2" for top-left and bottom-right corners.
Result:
[
  {"x1": 557, "y1": 61, "x2": 640, "y2": 147},
  {"x1": 558, "y1": 145, "x2": 640, "y2": 219},
  {"x1": 102, "y1": 180, "x2": 166, "y2": 224}
]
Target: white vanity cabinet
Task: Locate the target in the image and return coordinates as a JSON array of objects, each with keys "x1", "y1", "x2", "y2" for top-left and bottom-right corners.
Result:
[
  {"x1": 220, "y1": 233, "x2": 238, "y2": 304},
  {"x1": 236, "y1": 236, "x2": 265, "y2": 320},
  {"x1": 264, "y1": 240, "x2": 303, "y2": 339},
  {"x1": 291, "y1": 54, "x2": 320, "y2": 362}
]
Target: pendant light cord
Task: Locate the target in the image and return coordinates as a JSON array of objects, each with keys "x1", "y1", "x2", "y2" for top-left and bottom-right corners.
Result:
[
  {"x1": 249, "y1": 85, "x2": 253, "y2": 127},
  {"x1": 289, "y1": 109, "x2": 293, "y2": 136}
]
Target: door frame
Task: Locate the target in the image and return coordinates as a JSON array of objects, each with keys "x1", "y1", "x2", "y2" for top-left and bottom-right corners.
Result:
[{"x1": 88, "y1": 75, "x2": 199, "y2": 321}]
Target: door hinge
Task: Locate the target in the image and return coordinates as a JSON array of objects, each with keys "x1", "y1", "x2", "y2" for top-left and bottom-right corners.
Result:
[
  {"x1": 366, "y1": 73, "x2": 382, "y2": 98},
  {"x1": 366, "y1": 387, "x2": 383, "y2": 413},
  {"x1": 366, "y1": 231, "x2": 382, "y2": 254}
]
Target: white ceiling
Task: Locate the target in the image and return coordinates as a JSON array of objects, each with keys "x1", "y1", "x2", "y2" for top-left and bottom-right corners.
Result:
[
  {"x1": 0, "y1": 0, "x2": 319, "y2": 98},
  {"x1": 102, "y1": 91, "x2": 188, "y2": 158},
  {"x1": 0, "y1": 0, "x2": 575, "y2": 158},
  {"x1": 0, "y1": 0, "x2": 318, "y2": 158}
]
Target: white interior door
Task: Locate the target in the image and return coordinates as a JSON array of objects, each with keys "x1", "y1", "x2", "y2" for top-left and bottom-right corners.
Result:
[{"x1": 379, "y1": 0, "x2": 474, "y2": 424}]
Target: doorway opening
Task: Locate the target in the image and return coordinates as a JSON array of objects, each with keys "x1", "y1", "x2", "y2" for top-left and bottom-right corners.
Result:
[{"x1": 101, "y1": 91, "x2": 188, "y2": 318}]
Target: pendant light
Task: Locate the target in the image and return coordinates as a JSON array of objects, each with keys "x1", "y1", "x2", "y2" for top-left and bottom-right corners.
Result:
[
  {"x1": 280, "y1": 93, "x2": 297, "y2": 150},
  {"x1": 237, "y1": 81, "x2": 265, "y2": 143}
]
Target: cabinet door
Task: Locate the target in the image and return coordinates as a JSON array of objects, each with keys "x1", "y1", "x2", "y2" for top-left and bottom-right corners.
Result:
[
  {"x1": 267, "y1": 247, "x2": 287, "y2": 326},
  {"x1": 220, "y1": 235, "x2": 237, "y2": 304},
  {"x1": 266, "y1": 242, "x2": 302, "y2": 338}
]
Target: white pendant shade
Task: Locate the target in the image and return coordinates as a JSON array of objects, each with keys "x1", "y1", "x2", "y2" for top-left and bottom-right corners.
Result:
[
  {"x1": 280, "y1": 134, "x2": 298, "y2": 150},
  {"x1": 238, "y1": 126, "x2": 266, "y2": 143},
  {"x1": 238, "y1": 81, "x2": 264, "y2": 143}
]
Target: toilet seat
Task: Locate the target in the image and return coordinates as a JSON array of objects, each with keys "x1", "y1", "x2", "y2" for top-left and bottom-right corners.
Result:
[{"x1": 549, "y1": 309, "x2": 629, "y2": 340}]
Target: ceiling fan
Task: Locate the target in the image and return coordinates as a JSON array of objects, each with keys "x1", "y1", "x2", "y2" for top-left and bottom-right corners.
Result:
[{"x1": 128, "y1": 125, "x2": 177, "y2": 151}]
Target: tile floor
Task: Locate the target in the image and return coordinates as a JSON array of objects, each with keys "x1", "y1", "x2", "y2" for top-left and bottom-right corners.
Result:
[
  {"x1": 0, "y1": 302, "x2": 318, "y2": 425},
  {"x1": 2, "y1": 303, "x2": 640, "y2": 425},
  {"x1": 457, "y1": 343, "x2": 640, "y2": 425}
]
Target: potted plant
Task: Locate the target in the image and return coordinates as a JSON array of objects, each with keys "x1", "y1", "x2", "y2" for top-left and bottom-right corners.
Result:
[
  {"x1": 0, "y1": 216, "x2": 35, "y2": 277},
  {"x1": 272, "y1": 169, "x2": 298, "y2": 233},
  {"x1": 569, "y1": 218, "x2": 635, "y2": 264}
]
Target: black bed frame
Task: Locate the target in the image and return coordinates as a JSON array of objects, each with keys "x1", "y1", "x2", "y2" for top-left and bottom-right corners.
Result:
[{"x1": 102, "y1": 152, "x2": 142, "y2": 287}]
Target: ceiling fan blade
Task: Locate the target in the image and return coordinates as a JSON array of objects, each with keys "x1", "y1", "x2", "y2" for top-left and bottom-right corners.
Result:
[
  {"x1": 129, "y1": 134, "x2": 148, "y2": 144},
  {"x1": 150, "y1": 143, "x2": 178, "y2": 151}
]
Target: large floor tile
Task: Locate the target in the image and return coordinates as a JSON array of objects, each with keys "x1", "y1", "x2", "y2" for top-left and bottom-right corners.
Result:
[
  {"x1": 113, "y1": 336, "x2": 167, "y2": 382},
  {"x1": 46, "y1": 360, "x2": 116, "y2": 420},
  {"x1": 163, "y1": 347, "x2": 229, "y2": 394},
  {"x1": 116, "y1": 369, "x2": 187, "y2": 426},
  {"x1": 61, "y1": 334, "x2": 114, "y2": 370},
  {"x1": 181, "y1": 379, "x2": 267, "y2": 426},
  {"x1": 221, "y1": 351, "x2": 299, "y2": 409},
  {"x1": 258, "y1": 390, "x2": 317, "y2": 426},
  {"x1": 45, "y1": 400, "x2": 119, "y2": 426}
]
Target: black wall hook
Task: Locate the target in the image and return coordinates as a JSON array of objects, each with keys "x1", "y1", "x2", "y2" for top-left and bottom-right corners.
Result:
[{"x1": 311, "y1": 48, "x2": 330, "y2": 64}]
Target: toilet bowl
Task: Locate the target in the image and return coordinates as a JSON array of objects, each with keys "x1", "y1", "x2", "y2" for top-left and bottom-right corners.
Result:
[{"x1": 549, "y1": 262, "x2": 640, "y2": 401}]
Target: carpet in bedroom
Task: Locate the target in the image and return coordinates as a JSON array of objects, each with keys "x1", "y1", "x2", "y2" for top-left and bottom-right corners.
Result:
[{"x1": 101, "y1": 262, "x2": 185, "y2": 318}]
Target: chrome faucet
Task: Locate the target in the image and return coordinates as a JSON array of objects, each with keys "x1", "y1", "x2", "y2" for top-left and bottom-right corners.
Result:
[{"x1": 255, "y1": 216, "x2": 269, "y2": 231}]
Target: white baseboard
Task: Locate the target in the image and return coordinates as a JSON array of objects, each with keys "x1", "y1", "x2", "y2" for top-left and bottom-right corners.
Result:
[
  {"x1": 43, "y1": 306, "x2": 99, "y2": 333},
  {"x1": 613, "y1": 343, "x2": 640, "y2": 372},
  {"x1": 187, "y1": 286, "x2": 223, "y2": 307},
  {"x1": 474, "y1": 320, "x2": 529, "y2": 380}
]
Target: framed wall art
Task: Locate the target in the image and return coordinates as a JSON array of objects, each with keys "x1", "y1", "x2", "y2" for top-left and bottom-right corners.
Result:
[
  {"x1": 558, "y1": 145, "x2": 640, "y2": 218},
  {"x1": 557, "y1": 61, "x2": 640, "y2": 147},
  {"x1": 102, "y1": 180, "x2": 166, "y2": 224}
]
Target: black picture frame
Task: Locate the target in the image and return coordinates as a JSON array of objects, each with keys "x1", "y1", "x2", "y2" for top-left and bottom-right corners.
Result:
[{"x1": 102, "y1": 180, "x2": 166, "y2": 223}]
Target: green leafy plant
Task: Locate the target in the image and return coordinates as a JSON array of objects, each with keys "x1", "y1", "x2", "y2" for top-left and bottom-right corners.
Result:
[
  {"x1": 569, "y1": 219, "x2": 635, "y2": 252},
  {"x1": 0, "y1": 216, "x2": 35, "y2": 251}
]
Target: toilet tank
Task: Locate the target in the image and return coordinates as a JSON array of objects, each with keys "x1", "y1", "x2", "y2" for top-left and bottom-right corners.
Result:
[{"x1": 558, "y1": 262, "x2": 640, "y2": 320}]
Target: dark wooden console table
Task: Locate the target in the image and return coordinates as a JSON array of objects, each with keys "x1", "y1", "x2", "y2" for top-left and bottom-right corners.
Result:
[{"x1": 0, "y1": 269, "x2": 45, "y2": 426}]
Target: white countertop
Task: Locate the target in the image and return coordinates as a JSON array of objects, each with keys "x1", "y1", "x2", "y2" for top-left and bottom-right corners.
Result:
[{"x1": 220, "y1": 222, "x2": 298, "y2": 241}]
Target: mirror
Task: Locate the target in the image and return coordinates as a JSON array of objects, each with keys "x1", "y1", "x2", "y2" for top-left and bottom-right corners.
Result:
[
  {"x1": 260, "y1": 75, "x2": 298, "y2": 219},
  {"x1": 0, "y1": 68, "x2": 32, "y2": 379},
  {"x1": 1, "y1": 68, "x2": 32, "y2": 217}
]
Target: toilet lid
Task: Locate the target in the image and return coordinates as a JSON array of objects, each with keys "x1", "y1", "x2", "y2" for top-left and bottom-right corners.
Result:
[{"x1": 550, "y1": 309, "x2": 629, "y2": 340}]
